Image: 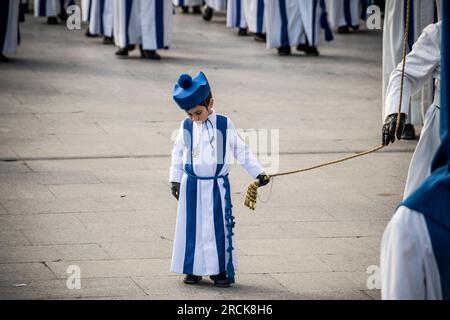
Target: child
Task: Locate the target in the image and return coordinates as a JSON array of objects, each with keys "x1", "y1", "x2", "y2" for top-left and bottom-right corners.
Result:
[{"x1": 169, "y1": 71, "x2": 269, "y2": 287}]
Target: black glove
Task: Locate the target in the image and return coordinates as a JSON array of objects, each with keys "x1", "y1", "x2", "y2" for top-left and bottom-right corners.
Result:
[
  {"x1": 257, "y1": 174, "x2": 270, "y2": 187},
  {"x1": 382, "y1": 113, "x2": 406, "y2": 146},
  {"x1": 170, "y1": 182, "x2": 180, "y2": 200}
]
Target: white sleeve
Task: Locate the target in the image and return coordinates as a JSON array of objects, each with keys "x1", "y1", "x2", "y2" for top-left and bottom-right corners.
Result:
[
  {"x1": 380, "y1": 206, "x2": 427, "y2": 300},
  {"x1": 228, "y1": 118, "x2": 264, "y2": 179},
  {"x1": 384, "y1": 22, "x2": 441, "y2": 119},
  {"x1": 169, "y1": 121, "x2": 185, "y2": 183}
]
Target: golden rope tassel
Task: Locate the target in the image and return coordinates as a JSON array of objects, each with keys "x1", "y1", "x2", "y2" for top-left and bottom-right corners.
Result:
[{"x1": 244, "y1": 180, "x2": 260, "y2": 211}]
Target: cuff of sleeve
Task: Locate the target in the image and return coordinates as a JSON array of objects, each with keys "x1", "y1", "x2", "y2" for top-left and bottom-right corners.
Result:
[
  {"x1": 249, "y1": 166, "x2": 265, "y2": 179},
  {"x1": 169, "y1": 168, "x2": 184, "y2": 183}
]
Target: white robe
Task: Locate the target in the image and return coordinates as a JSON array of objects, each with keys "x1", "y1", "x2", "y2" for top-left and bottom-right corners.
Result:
[
  {"x1": 172, "y1": 0, "x2": 202, "y2": 6},
  {"x1": 113, "y1": 0, "x2": 173, "y2": 50},
  {"x1": 170, "y1": 112, "x2": 264, "y2": 276},
  {"x1": 227, "y1": 0, "x2": 247, "y2": 29},
  {"x1": 380, "y1": 206, "x2": 442, "y2": 299},
  {"x1": 385, "y1": 22, "x2": 441, "y2": 199},
  {"x1": 326, "y1": 0, "x2": 360, "y2": 29},
  {"x1": 264, "y1": 0, "x2": 322, "y2": 49},
  {"x1": 1, "y1": 0, "x2": 20, "y2": 55},
  {"x1": 244, "y1": 0, "x2": 266, "y2": 34},
  {"x1": 205, "y1": 0, "x2": 227, "y2": 11},
  {"x1": 382, "y1": 0, "x2": 438, "y2": 124},
  {"x1": 82, "y1": 0, "x2": 92, "y2": 22},
  {"x1": 88, "y1": 0, "x2": 114, "y2": 37},
  {"x1": 34, "y1": 0, "x2": 61, "y2": 17}
]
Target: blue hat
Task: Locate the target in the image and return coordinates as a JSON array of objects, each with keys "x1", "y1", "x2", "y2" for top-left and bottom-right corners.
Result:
[{"x1": 173, "y1": 72, "x2": 211, "y2": 111}]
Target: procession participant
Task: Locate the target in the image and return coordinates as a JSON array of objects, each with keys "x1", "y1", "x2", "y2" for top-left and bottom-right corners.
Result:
[
  {"x1": 172, "y1": 0, "x2": 202, "y2": 14},
  {"x1": 0, "y1": 0, "x2": 20, "y2": 62},
  {"x1": 264, "y1": 0, "x2": 333, "y2": 56},
  {"x1": 169, "y1": 71, "x2": 269, "y2": 287},
  {"x1": 88, "y1": 0, "x2": 114, "y2": 44},
  {"x1": 326, "y1": 0, "x2": 360, "y2": 33},
  {"x1": 244, "y1": 0, "x2": 266, "y2": 42},
  {"x1": 34, "y1": 0, "x2": 74, "y2": 24},
  {"x1": 382, "y1": 0, "x2": 438, "y2": 139},
  {"x1": 383, "y1": 21, "x2": 441, "y2": 199},
  {"x1": 227, "y1": 0, "x2": 248, "y2": 36},
  {"x1": 113, "y1": 0, "x2": 173, "y2": 60},
  {"x1": 381, "y1": 6, "x2": 449, "y2": 299},
  {"x1": 203, "y1": 0, "x2": 227, "y2": 21}
]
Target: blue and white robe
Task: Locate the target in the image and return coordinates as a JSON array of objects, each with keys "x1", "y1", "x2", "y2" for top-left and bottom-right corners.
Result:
[
  {"x1": 113, "y1": 0, "x2": 173, "y2": 50},
  {"x1": 227, "y1": 0, "x2": 247, "y2": 29},
  {"x1": 265, "y1": 0, "x2": 328, "y2": 49},
  {"x1": 326, "y1": 0, "x2": 360, "y2": 29},
  {"x1": 1, "y1": 0, "x2": 20, "y2": 55},
  {"x1": 82, "y1": 0, "x2": 92, "y2": 22},
  {"x1": 170, "y1": 112, "x2": 264, "y2": 277},
  {"x1": 205, "y1": 0, "x2": 227, "y2": 11},
  {"x1": 172, "y1": 0, "x2": 202, "y2": 7},
  {"x1": 88, "y1": 0, "x2": 114, "y2": 37},
  {"x1": 244, "y1": 0, "x2": 266, "y2": 34},
  {"x1": 34, "y1": 0, "x2": 74, "y2": 17}
]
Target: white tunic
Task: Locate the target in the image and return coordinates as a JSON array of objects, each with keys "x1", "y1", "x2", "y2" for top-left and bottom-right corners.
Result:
[
  {"x1": 34, "y1": 0, "x2": 61, "y2": 17},
  {"x1": 227, "y1": 0, "x2": 247, "y2": 29},
  {"x1": 113, "y1": 0, "x2": 173, "y2": 50},
  {"x1": 264, "y1": 0, "x2": 322, "y2": 49},
  {"x1": 385, "y1": 22, "x2": 441, "y2": 199},
  {"x1": 244, "y1": 0, "x2": 266, "y2": 34},
  {"x1": 326, "y1": 0, "x2": 360, "y2": 29},
  {"x1": 382, "y1": 0, "x2": 437, "y2": 124},
  {"x1": 82, "y1": 0, "x2": 92, "y2": 22},
  {"x1": 205, "y1": 0, "x2": 227, "y2": 11},
  {"x1": 88, "y1": 0, "x2": 114, "y2": 37},
  {"x1": 381, "y1": 206, "x2": 442, "y2": 300},
  {"x1": 1, "y1": 0, "x2": 20, "y2": 55},
  {"x1": 170, "y1": 112, "x2": 264, "y2": 276}
]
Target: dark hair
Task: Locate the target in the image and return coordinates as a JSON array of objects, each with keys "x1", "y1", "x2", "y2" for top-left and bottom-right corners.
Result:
[{"x1": 200, "y1": 93, "x2": 213, "y2": 108}]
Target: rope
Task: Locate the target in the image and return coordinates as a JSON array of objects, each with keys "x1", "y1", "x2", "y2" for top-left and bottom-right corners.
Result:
[{"x1": 244, "y1": 0, "x2": 411, "y2": 210}]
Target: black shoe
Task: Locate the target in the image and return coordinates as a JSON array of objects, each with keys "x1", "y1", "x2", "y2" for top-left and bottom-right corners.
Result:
[
  {"x1": 192, "y1": 5, "x2": 202, "y2": 14},
  {"x1": 254, "y1": 33, "x2": 266, "y2": 42},
  {"x1": 351, "y1": 25, "x2": 360, "y2": 31},
  {"x1": 140, "y1": 49, "x2": 161, "y2": 60},
  {"x1": 47, "y1": 16, "x2": 58, "y2": 24},
  {"x1": 210, "y1": 272, "x2": 231, "y2": 288},
  {"x1": 0, "y1": 53, "x2": 9, "y2": 63},
  {"x1": 202, "y1": 6, "x2": 213, "y2": 21},
  {"x1": 85, "y1": 29, "x2": 96, "y2": 37},
  {"x1": 103, "y1": 36, "x2": 114, "y2": 45},
  {"x1": 58, "y1": 10, "x2": 68, "y2": 22},
  {"x1": 238, "y1": 28, "x2": 248, "y2": 36},
  {"x1": 184, "y1": 274, "x2": 202, "y2": 285},
  {"x1": 115, "y1": 47, "x2": 129, "y2": 57},
  {"x1": 181, "y1": 6, "x2": 189, "y2": 14},
  {"x1": 304, "y1": 45, "x2": 319, "y2": 56},
  {"x1": 277, "y1": 46, "x2": 291, "y2": 56},
  {"x1": 401, "y1": 124, "x2": 416, "y2": 140},
  {"x1": 296, "y1": 44, "x2": 309, "y2": 52},
  {"x1": 337, "y1": 26, "x2": 350, "y2": 34}
]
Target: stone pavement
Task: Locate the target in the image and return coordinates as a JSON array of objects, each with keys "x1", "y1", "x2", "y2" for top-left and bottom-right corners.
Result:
[{"x1": 0, "y1": 9, "x2": 418, "y2": 299}]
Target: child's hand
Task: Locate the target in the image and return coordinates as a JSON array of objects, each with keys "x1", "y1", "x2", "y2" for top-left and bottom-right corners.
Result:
[
  {"x1": 171, "y1": 182, "x2": 180, "y2": 200},
  {"x1": 257, "y1": 174, "x2": 270, "y2": 187}
]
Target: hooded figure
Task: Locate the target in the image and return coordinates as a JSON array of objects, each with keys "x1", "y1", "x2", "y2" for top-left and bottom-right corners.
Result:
[{"x1": 381, "y1": 2, "x2": 450, "y2": 300}]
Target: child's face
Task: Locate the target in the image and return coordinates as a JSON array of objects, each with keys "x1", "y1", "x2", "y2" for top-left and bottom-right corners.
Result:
[{"x1": 186, "y1": 101, "x2": 212, "y2": 123}]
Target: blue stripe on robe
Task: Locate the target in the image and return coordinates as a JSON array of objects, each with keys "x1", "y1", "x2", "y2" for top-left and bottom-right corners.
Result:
[
  {"x1": 279, "y1": 0, "x2": 290, "y2": 47},
  {"x1": 99, "y1": 0, "x2": 105, "y2": 36},
  {"x1": 0, "y1": 0, "x2": 9, "y2": 52},
  {"x1": 124, "y1": 0, "x2": 133, "y2": 47},
  {"x1": 39, "y1": 0, "x2": 47, "y2": 17},
  {"x1": 344, "y1": 0, "x2": 352, "y2": 27},
  {"x1": 312, "y1": 0, "x2": 318, "y2": 44},
  {"x1": 235, "y1": 0, "x2": 242, "y2": 28},
  {"x1": 155, "y1": 0, "x2": 164, "y2": 49},
  {"x1": 256, "y1": 0, "x2": 264, "y2": 34}
]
